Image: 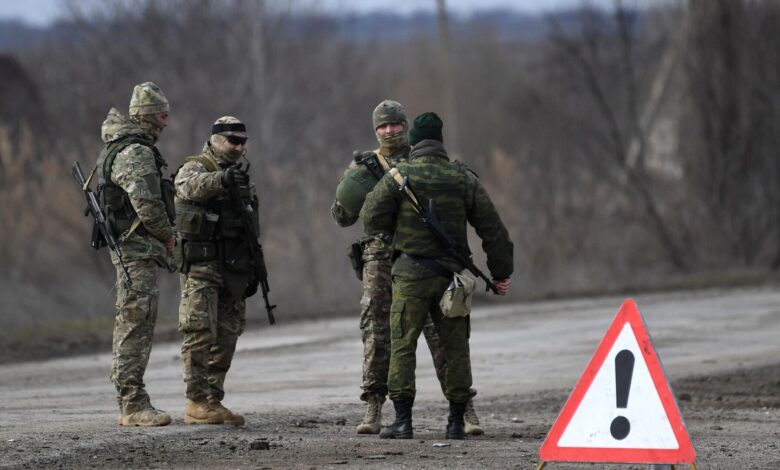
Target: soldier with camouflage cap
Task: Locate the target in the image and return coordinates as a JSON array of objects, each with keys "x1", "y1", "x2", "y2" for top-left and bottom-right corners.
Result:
[
  {"x1": 331, "y1": 100, "x2": 484, "y2": 435},
  {"x1": 361, "y1": 112, "x2": 513, "y2": 440},
  {"x1": 97, "y1": 81, "x2": 176, "y2": 426},
  {"x1": 174, "y1": 116, "x2": 264, "y2": 426}
]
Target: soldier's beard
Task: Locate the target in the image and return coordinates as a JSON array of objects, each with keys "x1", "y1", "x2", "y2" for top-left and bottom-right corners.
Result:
[{"x1": 376, "y1": 130, "x2": 407, "y2": 152}]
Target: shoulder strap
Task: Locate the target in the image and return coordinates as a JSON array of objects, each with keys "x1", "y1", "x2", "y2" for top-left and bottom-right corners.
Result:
[
  {"x1": 185, "y1": 154, "x2": 220, "y2": 172},
  {"x1": 374, "y1": 148, "x2": 391, "y2": 172},
  {"x1": 100, "y1": 134, "x2": 155, "y2": 184}
]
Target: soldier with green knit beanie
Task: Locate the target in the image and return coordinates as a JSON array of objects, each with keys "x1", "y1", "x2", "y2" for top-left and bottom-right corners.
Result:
[
  {"x1": 362, "y1": 112, "x2": 513, "y2": 440},
  {"x1": 331, "y1": 101, "x2": 485, "y2": 436}
]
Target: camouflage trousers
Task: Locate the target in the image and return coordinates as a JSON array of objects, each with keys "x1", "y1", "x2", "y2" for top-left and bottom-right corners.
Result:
[
  {"x1": 388, "y1": 274, "x2": 476, "y2": 404},
  {"x1": 360, "y1": 239, "x2": 447, "y2": 402},
  {"x1": 110, "y1": 258, "x2": 160, "y2": 414},
  {"x1": 179, "y1": 262, "x2": 246, "y2": 402}
]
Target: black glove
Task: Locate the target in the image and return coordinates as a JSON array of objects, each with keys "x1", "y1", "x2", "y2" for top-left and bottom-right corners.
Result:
[
  {"x1": 244, "y1": 278, "x2": 259, "y2": 298},
  {"x1": 221, "y1": 167, "x2": 249, "y2": 188}
]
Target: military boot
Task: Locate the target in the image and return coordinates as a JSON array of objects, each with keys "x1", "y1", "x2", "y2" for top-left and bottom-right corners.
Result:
[
  {"x1": 356, "y1": 396, "x2": 384, "y2": 434},
  {"x1": 464, "y1": 399, "x2": 484, "y2": 435},
  {"x1": 118, "y1": 406, "x2": 172, "y2": 427},
  {"x1": 379, "y1": 398, "x2": 413, "y2": 439},
  {"x1": 184, "y1": 399, "x2": 224, "y2": 425},
  {"x1": 207, "y1": 399, "x2": 245, "y2": 426},
  {"x1": 446, "y1": 401, "x2": 467, "y2": 439}
]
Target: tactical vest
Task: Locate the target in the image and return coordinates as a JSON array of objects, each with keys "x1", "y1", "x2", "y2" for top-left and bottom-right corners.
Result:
[
  {"x1": 96, "y1": 134, "x2": 175, "y2": 238},
  {"x1": 174, "y1": 155, "x2": 260, "y2": 294}
]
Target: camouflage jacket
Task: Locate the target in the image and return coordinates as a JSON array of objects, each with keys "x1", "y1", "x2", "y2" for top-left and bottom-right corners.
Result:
[
  {"x1": 330, "y1": 144, "x2": 411, "y2": 227},
  {"x1": 361, "y1": 139, "x2": 514, "y2": 279},
  {"x1": 100, "y1": 107, "x2": 173, "y2": 265},
  {"x1": 174, "y1": 143, "x2": 231, "y2": 203}
]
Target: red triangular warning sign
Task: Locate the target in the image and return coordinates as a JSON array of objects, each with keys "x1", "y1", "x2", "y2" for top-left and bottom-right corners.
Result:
[{"x1": 539, "y1": 299, "x2": 695, "y2": 464}]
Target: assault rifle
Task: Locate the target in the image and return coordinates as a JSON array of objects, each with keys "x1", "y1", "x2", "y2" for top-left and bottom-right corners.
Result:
[
  {"x1": 71, "y1": 161, "x2": 132, "y2": 286},
  {"x1": 226, "y1": 164, "x2": 277, "y2": 325},
  {"x1": 388, "y1": 168, "x2": 498, "y2": 294}
]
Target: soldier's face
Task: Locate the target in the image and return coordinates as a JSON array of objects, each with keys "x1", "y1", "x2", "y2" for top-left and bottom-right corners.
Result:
[
  {"x1": 224, "y1": 135, "x2": 247, "y2": 152},
  {"x1": 154, "y1": 112, "x2": 169, "y2": 129},
  {"x1": 376, "y1": 122, "x2": 404, "y2": 136}
]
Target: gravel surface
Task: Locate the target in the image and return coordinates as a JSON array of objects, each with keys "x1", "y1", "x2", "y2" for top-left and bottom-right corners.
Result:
[{"x1": 1, "y1": 287, "x2": 778, "y2": 469}]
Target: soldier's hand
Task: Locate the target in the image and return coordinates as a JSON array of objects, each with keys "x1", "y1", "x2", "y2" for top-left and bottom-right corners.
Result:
[
  {"x1": 221, "y1": 167, "x2": 249, "y2": 188},
  {"x1": 493, "y1": 278, "x2": 511, "y2": 296},
  {"x1": 165, "y1": 236, "x2": 175, "y2": 255}
]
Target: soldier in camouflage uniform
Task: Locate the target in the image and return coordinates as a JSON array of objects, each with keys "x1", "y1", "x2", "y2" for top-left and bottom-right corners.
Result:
[
  {"x1": 361, "y1": 112, "x2": 513, "y2": 440},
  {"x1": 331, "y1": 100, "x2": 482, "y2": 435},
  {"x1": 174, "y1": 116, "x2": 263, "y2": 426},
  {"x1": 98, "y1": 82, "x2": 176, "y2": 426}
]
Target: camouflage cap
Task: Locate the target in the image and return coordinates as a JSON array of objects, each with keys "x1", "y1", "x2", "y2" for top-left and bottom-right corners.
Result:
[
  {"x1": 129, "y1": 82, "x2": 169, "y2": 116},
  {"x1": 372, "y1": 100, "x2": 407, "y2": 130},
  {"x1": 335, "y1": 167, "x2": 378, "y2": 216},
  {"x1": 212, "y1": 116, "x2": 248, "y2": 138}
]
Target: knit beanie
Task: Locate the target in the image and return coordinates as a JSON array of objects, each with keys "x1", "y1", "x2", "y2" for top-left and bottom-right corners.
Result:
[{"x1": 407, "y1": 112, "x2": 443, "y2": 146}]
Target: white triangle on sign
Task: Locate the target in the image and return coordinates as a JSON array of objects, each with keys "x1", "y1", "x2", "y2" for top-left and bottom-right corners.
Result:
[
  {"x1": 558, "y1": 322, "x2": 678, "y2": 449},
  {"x1": 539, "y1": 299, "x2": 696, "y2": 464}
]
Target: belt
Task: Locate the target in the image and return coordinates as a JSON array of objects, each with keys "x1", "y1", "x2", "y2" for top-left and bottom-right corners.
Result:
[{"x1": 398, "y1": 252, "x2": 452, "y2": 278}]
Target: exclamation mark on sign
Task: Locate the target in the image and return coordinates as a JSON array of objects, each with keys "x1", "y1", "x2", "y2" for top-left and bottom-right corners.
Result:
[{"x1": 610, "y1": 349, "x2": 635, "y2": 440}]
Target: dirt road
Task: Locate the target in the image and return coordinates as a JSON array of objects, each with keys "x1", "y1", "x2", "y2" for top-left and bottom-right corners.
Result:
[{"x1": 1, "y1": 287, "x2": 779, "y2": 469}]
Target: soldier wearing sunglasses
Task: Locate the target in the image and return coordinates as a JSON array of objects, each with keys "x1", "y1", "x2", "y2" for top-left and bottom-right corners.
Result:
[{"x1": 173, "y1": 116, "x2": 262, "y2": 425}]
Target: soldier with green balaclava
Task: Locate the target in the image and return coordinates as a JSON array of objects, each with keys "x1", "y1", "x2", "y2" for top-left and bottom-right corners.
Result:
[
  {"x1": 174, "y1": 116, "x2": 265, "y2": 426},
  {"x1": 362, "y1": 112, "x2": 513, "y2": 440},
  {"x1": 97, "y1": 82, "x2": 176, "y2": 426},
  {"x1": 331, "y1": 100, "x2": 484, "y2": 435}
]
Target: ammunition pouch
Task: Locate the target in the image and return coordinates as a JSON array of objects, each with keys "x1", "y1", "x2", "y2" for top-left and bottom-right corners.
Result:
[
  {"x1": 175, "y1": 202, "x2": 217, "y2": 240},
  {"x1": 183, "y1": 241, "x2": 217, "y2": 264},
  {"x1": 174, "y1": 201, "x2": 219, "y2": 272}
]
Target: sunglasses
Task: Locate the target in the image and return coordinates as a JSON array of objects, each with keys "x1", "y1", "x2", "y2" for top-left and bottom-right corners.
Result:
[{"x1": 226, "y1": 135, "x2": 247, "y2": 146}]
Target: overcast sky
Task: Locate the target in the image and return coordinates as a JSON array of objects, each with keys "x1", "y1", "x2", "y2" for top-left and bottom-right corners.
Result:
[{"x1": 0, "y1": 0, "x2": 622, "y2": 26}]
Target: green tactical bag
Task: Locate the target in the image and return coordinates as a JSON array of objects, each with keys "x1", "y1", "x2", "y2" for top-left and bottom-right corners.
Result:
[{"x1": 439, "y1": 269, "x2": 477, "y2": 318}]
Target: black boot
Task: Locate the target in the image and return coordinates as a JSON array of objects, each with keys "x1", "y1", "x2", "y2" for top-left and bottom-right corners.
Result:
[
  {"x1": 446, "y1": 401, "x2": 467, "y2": 439},
  {"x1": 380, "y1": 398, "x2": 414, "y2": 439}
]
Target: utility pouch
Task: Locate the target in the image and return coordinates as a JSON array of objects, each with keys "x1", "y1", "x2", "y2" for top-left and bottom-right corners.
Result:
[
  {"x1": 183, "y1": 240, "x2": 217, "y2": 264},
  {"x1": 439, "y1": 269, "x2": 477, "y2": 318},
  {"x1": 347, "y1": 241, "x2": 364, "y2": 281},
  {"x1": 175, "y1": 203, "x2": 216, "y2": 240}
]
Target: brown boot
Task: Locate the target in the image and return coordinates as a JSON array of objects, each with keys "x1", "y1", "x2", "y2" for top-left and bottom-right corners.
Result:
[
  {"x1": 118, "y1": 407, "x2": 172, "y2": 427},
  {"x1": 464, "y1": 399, "x2": 484, "y2": 436},
  {"x1": 207, "y1": 399, "x2": 245, "y2": 426},
  {"x1": 356, "y1": 396, "x2": 383, "y2": 434},
  {"x1": 184, "y1": 399, "x2": 223, "y2": 425}
]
